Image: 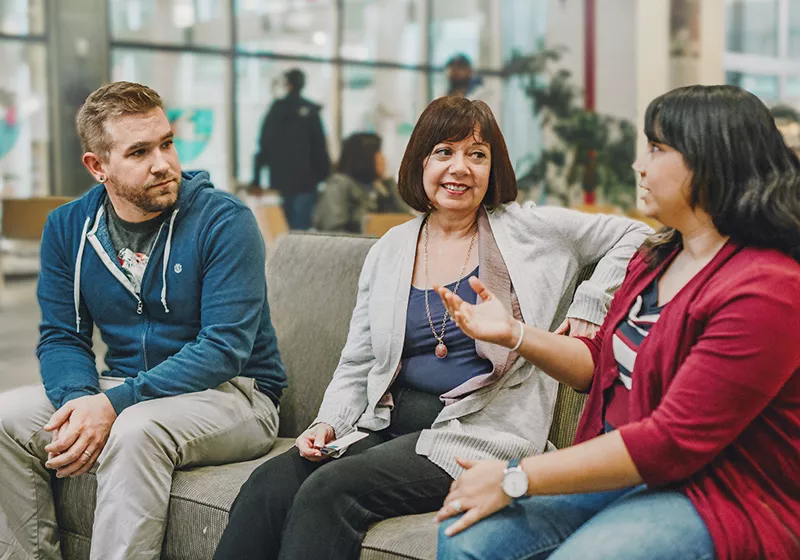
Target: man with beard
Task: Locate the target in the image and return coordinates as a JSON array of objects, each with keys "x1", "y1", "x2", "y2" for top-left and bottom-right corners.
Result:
[{"x1": 0, "y1": 81, "x2": 287, "y2": 560}]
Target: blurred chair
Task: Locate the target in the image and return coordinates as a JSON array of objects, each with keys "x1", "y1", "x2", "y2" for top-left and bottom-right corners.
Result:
[
  {"x1": 573, "y1": 202, "x2": 624, "y2": 215},
  {"x1": 247, "y1": 189, "x2": 289, "y2": 252},
  {"x1": 1, "y1": 197, "x2": 73, "y2": 297},
  {"x1": 362, "y1": 212, "x2": 414, "y2": 237},
  {"x1": 572, "y1": 203, "x2": 663, "y2": 232}
]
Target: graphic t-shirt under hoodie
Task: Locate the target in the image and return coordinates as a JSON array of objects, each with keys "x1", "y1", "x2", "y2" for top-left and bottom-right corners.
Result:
[{"x1": 103, "y1": 196, "x2": 168, "y2": 294}]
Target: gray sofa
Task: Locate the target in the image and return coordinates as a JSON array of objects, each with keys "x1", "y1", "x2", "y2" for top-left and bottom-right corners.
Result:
[{"x1": 55, "y1": 232, "x2": 590, "y2": 560}]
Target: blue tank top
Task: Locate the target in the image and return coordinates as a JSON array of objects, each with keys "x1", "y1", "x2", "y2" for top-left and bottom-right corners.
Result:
[{"x1": 395, "y1": 266, "x2": 494, "y2": 395}]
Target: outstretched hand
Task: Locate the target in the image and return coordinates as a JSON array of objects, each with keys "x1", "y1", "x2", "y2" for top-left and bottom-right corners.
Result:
[{"x1": 434, "y1": 276, "x2": 517, "y2": 348}]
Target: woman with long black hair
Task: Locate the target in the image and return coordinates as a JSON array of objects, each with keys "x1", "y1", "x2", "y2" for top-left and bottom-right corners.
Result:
[{"x1": 435, "y1": 85, "x2": 800, "y2": 560}]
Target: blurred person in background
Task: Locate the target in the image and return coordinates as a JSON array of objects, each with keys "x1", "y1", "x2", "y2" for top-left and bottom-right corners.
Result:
[
  {"x1": 313, "y1": 132, "x2": 410, "y2": 233},
  {"x1": 0, "y1": 81, "x2": 286, "y2": 560},
  {"x1": 252, "y1": 68, "x2": 330, "y2": 230},
  {"x1": 446, "y1": 54, "x2": 486, "y2": 99}
]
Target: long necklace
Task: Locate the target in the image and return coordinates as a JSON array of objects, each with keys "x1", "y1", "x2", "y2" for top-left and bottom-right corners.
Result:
[{"x1": 423, "y1": 218, "x2": 478, "y2": 359}]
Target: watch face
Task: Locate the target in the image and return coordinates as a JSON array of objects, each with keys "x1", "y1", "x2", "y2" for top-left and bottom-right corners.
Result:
[{"x1": 502, "y1": 470, "x2": 528, "y2": 498}]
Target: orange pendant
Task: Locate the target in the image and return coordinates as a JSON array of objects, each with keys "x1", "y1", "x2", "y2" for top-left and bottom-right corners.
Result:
[{"x1": 435, "y1": 343, "x2": 448, "y2": 358}]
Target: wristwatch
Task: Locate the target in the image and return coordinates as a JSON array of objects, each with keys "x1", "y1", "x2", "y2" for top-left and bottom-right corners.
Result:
[{"x1": 502, "y1": 459, "x2": 528, "y2": 499}]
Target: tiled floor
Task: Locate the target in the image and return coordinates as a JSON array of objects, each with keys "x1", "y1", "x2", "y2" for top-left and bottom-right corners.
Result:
[{"x1": 0, "y1": 277, "x2": 42, "y2": 392}]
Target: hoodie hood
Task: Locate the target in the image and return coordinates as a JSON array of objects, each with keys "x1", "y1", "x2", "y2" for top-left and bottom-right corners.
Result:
[{"x1": 73, "y1": 170, "x2": 214, "y2": 330}]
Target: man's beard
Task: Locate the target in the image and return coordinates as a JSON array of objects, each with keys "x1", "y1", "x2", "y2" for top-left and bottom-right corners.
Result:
[{"x1": 110, "y1": 174, "x2": 181, "y2": 214}]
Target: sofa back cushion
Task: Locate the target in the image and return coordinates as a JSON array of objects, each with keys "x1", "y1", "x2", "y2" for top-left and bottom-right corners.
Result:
[{"x1": 266, "y1": 233, "x2": 377, "y2": 437}]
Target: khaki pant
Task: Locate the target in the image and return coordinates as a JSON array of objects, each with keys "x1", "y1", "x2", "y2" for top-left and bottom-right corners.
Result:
[{"x1": 0, "y1": 377, "x2": 279, "y2": 560}]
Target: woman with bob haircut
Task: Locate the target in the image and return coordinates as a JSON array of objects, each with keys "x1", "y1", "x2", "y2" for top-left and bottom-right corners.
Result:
[
  {"x1": 214, "y1": 96, "x2": 652, "y2": 560},
  {"x1": 435, "y1": 84, "x2": 800, "y2": 560}
]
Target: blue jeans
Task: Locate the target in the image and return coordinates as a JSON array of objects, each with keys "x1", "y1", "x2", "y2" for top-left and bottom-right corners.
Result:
[
  {"x1": 282, "y1": 191, "x2": 316, "y2": 230},
  {"x1": 437, "y1": 485, "x2": 715, "y2": 560}
]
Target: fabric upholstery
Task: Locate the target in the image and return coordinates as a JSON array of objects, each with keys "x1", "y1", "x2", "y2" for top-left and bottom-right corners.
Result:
[
  {"x1": 56, "y1": 233, "x2": 596, "y2": 560},
  {"x1": 266, "y1": 233, "x2": 378, "y2": 438}
]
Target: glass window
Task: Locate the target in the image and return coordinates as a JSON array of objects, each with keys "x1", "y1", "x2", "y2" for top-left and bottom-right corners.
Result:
[
  {"x1": 430, "y1": 0, "x2": 496, "y2": 68},
  {"x1": 790, "y1": 0, "x2": 800, "y2": 59},
  {"x1": 786, "y1": 75, "x2": 800, "y2": 97},
  {"x1": 110, "y1": 0, "x2": 231, "y2": 48},
  {"x1": 235, "y1": 58, "x2": 334, "y2": 184},
  {"x1": 726, "y1": 70, "x2": 779, "y2": 100},
  {"x1": 502, "y1": 76, "x2": 542, "y2": 180},
  {"x1": 725, "y1": 0, "x2": 779, "y2": 57},
  {"x1": 341, "y1": 0, "x2": 423, "y2": 65},
  {"x1": 0, "y1": 40, "x2": 49, "y2": 197},
  {"x1": 0, "y1": 0, "x2": 45, "y2": 35},
  {"x1": 341, "y1": 65, "x2": 424, "y2": 179},
  {"x1": 112, "y1": 50, "x2": 231, "y2": 191},
  {"x1": 236, "y1": 0, "x2": 336, "y2": 57}
]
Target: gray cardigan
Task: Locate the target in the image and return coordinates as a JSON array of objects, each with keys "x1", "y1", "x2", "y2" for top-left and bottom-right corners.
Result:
[{"x1": 314, "y1": 202, "x2": 653, "y2": 478}]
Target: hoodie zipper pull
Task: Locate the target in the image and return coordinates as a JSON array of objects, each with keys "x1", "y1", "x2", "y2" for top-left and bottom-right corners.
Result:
[{"x1": 137, "y1": 300, "x2": 143, "y2": 315}]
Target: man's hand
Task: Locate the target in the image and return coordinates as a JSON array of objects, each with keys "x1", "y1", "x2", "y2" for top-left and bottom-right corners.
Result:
[{"x1": 43, "y1": 393, "x2": 117, "y2": 478}]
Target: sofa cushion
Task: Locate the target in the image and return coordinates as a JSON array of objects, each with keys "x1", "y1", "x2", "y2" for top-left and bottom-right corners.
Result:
[
  {"x1": 56, "y1": 437, "x2": 440, "y2": 560},
  {"x1": 266, "y1": 233, "x2": 378, "y2": 438},
  {"x1": 55, "y1": 439, "x2": 296, "y2": 560}
]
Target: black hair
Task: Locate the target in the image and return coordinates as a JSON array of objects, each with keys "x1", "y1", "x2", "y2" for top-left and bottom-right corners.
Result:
[
  {"x1": 338, "y1": 133, "x2": 382, "y2": 184},
  {"x1": 285, "y1": 69, "x2": 305, "y2": 92},
  {"x1": 642, "y1": 84, "x2": 800, "y2": 264}
]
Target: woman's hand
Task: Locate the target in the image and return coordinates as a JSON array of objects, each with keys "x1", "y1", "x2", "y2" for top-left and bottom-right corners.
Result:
[
  {"x1": 554, "y1": 317, "x2": 600, "y2": 339},
  {"x1": 435, "y1": 276, "x2": 517, "y2": 347},
  {"x1": 435, "y1": 457, "x2": 511, "y2": 536},
  {"x1": 295, "y1": 423, "x2": 335, "y2": 462}
]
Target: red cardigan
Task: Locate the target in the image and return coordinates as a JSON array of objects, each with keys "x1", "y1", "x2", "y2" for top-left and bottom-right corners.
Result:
[{"x1": 576, "y1": 242, "x2": 800, "y2": 560}]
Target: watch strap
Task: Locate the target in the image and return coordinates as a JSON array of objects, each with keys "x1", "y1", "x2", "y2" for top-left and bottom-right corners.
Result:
[{"x1": 507, "y1": 458, "x2": 521, "y2": 469}]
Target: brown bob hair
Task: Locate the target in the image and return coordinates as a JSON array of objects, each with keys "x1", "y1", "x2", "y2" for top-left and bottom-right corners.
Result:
[{"x1": 398, "y1": 97, "x2": 517, "y2": 212}]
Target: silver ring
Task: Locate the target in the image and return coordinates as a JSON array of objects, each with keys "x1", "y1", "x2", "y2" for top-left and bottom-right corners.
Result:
[{"x1": 450, "y1": 499, "x2": 463, "y2": 514}]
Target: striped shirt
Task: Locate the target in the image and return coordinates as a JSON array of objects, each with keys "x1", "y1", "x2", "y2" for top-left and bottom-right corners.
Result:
[{"x1": 604, "y1": 277, "x2": 664, "y2": 430}]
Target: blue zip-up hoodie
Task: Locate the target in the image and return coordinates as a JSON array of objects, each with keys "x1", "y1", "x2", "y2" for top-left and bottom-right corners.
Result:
[{"x1": 36, "y1": 171, "x2": 287, "y2": 415}]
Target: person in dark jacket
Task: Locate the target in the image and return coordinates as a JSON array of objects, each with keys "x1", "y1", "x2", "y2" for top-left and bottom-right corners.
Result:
[
  {"x1": 313, "y1": 132, "x2": 410, "y2": 233},
  {"x1": 253, "y1": 68, "x2": 331, "y2": 230}
]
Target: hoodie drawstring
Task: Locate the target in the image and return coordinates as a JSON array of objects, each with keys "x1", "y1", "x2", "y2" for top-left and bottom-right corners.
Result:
[
  {"x1": 161, "y1": 209, "x2": 179, "y2": 313},
  {"x1": 74, "y1": 216, "x2": 91, "y2": 332}
]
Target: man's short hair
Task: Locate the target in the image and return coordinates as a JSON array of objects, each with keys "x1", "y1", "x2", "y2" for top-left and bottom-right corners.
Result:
[
  {"x1": 285, "y1": 69, "x2": 306, "y2": 92},
  {"x1": 446, "y1": 54, "x2": 472, "y2": 69},
  {"x1": 76, "y1": 81, "x2": 164, "y2": 159}
]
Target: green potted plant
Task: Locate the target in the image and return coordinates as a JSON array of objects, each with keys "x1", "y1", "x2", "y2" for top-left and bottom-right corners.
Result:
[{"x1": 504, "y1": 48, "x2": 637, "y2": 209}]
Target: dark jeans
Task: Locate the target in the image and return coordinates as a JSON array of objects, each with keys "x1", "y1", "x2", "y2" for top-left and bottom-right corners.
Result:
[
  {"x1": 283, "y1": 191, "x2": 316, "y2": 230},
  {"x1": 214, "y1": 387, "x2": 452, "y2": 560}
]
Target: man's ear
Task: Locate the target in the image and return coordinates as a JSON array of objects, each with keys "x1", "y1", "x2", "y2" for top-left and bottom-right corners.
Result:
[{"x1": 82, "y1": 152, "x2": 107, "y2": 183}]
